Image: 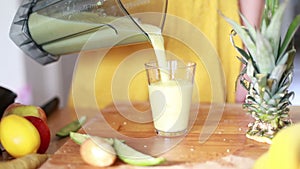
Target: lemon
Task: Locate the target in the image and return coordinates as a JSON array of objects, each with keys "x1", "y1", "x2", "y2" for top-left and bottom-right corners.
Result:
[
  {"x1": 0, "y1": 114, "x2": 41, "y2": 157},
  {"x1": 113, "y1": 139, "x2": 165, "y2": 166}
]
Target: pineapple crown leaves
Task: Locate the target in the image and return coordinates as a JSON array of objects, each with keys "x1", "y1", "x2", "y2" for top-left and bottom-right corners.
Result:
[
  {"x1": 220, "y1": 0, "x2": 300, "y2": 76},
  {"x1": 263, "y1": 0, "x2": 280, "y2": 25}
]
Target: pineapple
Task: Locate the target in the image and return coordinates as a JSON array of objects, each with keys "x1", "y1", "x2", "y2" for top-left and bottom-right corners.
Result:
[{"x1": 222, "y1": 0, "x2": 300, "y2": 143}]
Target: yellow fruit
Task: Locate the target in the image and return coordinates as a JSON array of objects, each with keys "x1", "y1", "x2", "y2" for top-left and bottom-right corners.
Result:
[
  {"x1": 253, "y1": 123, "x2": 300, "y2": 169},
  {"x1": 253, "y1": 152, "x2": 269, "y2": 169},
  {"x1": 267, "y1": 123, "x2": 300, "y2": 169},
  {"x1": 0, "y1": 114, "x2": 41, "y2": 157}
]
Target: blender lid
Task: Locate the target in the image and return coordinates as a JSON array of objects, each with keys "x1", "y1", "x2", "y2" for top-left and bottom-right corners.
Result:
[{"x1": 9, "y1": 0, "x2": 59, "y2": 65}]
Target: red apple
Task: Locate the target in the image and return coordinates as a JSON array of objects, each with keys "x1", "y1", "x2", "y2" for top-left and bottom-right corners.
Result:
[
  {"x1": 3, "y1": 103, "x2": 47, "y2": 122},
  {"x1": 24, "y1": 116, "x2": 51, "y2": 154}
]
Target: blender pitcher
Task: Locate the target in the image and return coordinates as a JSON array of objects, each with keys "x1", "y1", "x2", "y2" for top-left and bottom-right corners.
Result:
[{"x1": 9, "y1": 0, "x2": 168, "y2": 65}]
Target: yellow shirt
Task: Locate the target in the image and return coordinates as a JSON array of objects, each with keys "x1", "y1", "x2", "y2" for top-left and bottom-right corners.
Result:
[{"x1": 69, "y1": 0, "x2": 242, "y2": 109}]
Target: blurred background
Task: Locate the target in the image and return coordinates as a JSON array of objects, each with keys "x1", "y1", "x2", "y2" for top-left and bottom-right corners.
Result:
[
  {"x1": 0, "y1": 0, "x2": 77, "y2": 107},
  {"x1": 0, "y1": 0, "x2": 299, "y2": 107}
]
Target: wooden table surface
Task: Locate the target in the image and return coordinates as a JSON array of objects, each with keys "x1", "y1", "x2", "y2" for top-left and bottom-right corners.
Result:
[{"x1": 41, "y1": 103, "x2": 300, "y2": 169}]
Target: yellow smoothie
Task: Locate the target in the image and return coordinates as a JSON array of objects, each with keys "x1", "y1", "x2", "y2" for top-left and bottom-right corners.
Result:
[
  {"x1": 148, "y1": 80, "x2": 193, "y2": 134},
  {"x1": 143, "y1": 24, "x2": 194, "y2": 135},
  {"x1": 140, "y1": 24, "x2": 169, "y2": 81},
  {"x1": 28, "y1": 12, "x2": 148, "y2": 55}
]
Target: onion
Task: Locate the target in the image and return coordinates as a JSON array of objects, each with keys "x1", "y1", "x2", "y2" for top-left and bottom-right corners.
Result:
[{"x1": 80, "y1": 137, "x2": 116, "y2": 167}]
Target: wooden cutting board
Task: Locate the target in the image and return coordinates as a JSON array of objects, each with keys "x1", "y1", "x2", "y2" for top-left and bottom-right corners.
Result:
[{"x1": 40, "y1": 103, "x2": 300, "y2": 169}]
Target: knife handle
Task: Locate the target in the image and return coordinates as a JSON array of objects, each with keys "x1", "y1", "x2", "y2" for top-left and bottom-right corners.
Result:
[{"x1": 0, "y1": 86, "x2": 17, "y2": 118}]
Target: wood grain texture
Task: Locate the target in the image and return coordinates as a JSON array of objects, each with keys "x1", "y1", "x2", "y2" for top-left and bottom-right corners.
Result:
[{"x1": 41, "y1": 103, "x2": 300, "y2": 168}]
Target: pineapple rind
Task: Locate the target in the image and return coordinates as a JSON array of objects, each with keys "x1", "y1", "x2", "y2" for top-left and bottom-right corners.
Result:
[{"x1": 244, "y1": 71, "x2": 293, "y2": 139}]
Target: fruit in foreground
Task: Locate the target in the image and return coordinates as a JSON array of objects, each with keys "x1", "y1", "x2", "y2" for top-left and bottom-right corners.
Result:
[
  {"x1": 24, "y1": 116, "x2": 51, "y2": 154},
  {"x1": 80, "y1": 137, "x2": 116, "y2": 167},
  {"x1": 113, "y1": 138, "x2": 165, "y2": 166},
  {"x1": 3, "y1": 103, "x2": 47, "y2": 122},
  {"x1": 253, "y1": 152, "x2": 269, "y2": 169},
  {"x1": 253, "y1": 123, "x2": 300, "y2": 169},
  {"x1": 268, "y1": 123, "x2": 300, "y2": 169},
  {"x1": 0, "y1": 115, "x2": 41, "y2": 157}
]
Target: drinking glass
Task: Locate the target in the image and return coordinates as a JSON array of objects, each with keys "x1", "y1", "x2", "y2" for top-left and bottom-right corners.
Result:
[{"x1": 145, "y1": 60, "x2": 196, "y2": 136}]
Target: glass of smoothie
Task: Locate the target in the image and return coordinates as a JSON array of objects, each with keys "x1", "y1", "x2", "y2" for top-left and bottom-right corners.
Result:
[{"x1": 145, "y1": 59, "x2": 196, "y2": 137}]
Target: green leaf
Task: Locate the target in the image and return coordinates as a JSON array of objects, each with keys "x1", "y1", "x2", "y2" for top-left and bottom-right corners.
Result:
[
  {"x1": 230, "y1": 31, "x2": 251, "y2": 61},
  {"x1": 279, "y1": 15, "x2": 300, "y2": 58},
  {"x1": 246, "y1": 60, "x2": 255, "y2": 78},
  {"x1": 269, "y1": 64, "x2": 286, "y2": 85},
  {"x1": 236, "y1": 56, "x2": 247, "y2": 65},
  {"x1": 266, "y1": 0, "x2": 279, "y2": 16},
  {"x1": 239, "y1": 13, "x2": 257, "y2": 40},
  {"x1": 246, "y1": 95, "x2": 260, "y2": 105},
  {"x1": 264, "y1": 2, "x2": 287, "y2": 59},
  {"x1": 240, "y1": 78, "x2": 251, "y2": 91},
  {"x1": 276, "y1": 51, "x2": 289, "y2": 65},
  {"x1": 285, "y1": 48, "x2": 296, "y2": 70},
  {"x1": 256, "y1": 73, "x2": 268, "y2": 90},
  {"x1": 221, "y1": 12, "x2": 257, "y2": 60},
  {"x1": 261, "y1": 19, "x2": 267, "y2": 35},
  {"x1": 263, "y1": 0, "x2": 279, "y2": 26},
  {"x1": 255, "y1": 32, "x2": 275, "y2": 74},
  {"x1": 277, "y1": 70, "x2": 293, "y2": 92}
]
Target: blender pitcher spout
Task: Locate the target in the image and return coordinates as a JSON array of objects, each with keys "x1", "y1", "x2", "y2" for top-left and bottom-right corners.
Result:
[{"x1": 9, "y1": 0, "x2": 168, "y2": 65}]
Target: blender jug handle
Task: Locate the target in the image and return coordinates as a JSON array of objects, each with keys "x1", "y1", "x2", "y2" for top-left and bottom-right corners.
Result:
[
  {"x1": 9, "y1": 0, "x2": 59, "y2": 65},
  {"x1": 117, "y1": 0, "x2": 168, "y2": 39},
  {"x1": 116, "y1": 0, "x2": 150, "y2": 38}
]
